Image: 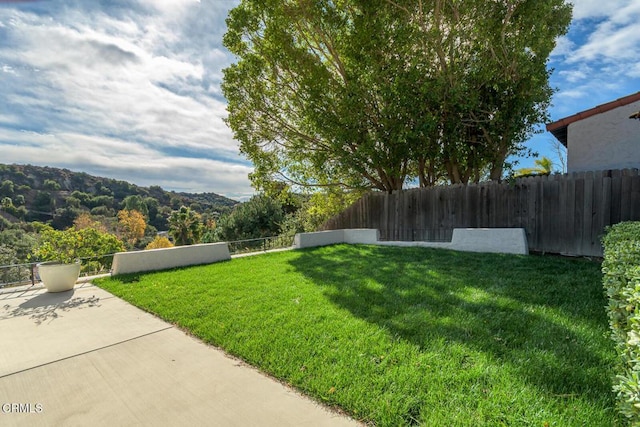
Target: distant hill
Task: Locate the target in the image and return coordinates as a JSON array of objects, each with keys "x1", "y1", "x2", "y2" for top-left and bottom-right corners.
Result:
[{"x1": 0, "y1": 164, "x2": 239, "y2": 230}]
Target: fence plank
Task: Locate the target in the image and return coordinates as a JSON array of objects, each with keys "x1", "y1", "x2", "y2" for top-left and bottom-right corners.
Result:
[
  {"x1": 321, "y1": 168, "x2": 639, "y2": 256},
  {"x1": 573, "y1": 177, "x2": 585, "y2": 255}
]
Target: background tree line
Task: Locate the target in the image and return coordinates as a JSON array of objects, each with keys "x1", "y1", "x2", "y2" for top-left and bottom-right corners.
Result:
[{"x1": 0, "y1": 163, "x2": 237, "y2": 228}]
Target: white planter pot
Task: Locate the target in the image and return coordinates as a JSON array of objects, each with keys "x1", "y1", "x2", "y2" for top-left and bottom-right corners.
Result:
[{"x1": 37, "y1": 262, "x2": 81, "y2": 293}]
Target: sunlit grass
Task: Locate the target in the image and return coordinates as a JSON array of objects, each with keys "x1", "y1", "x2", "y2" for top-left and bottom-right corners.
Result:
[{"x1": 96, "y1": 245, "x2": 618, "y2": 426}]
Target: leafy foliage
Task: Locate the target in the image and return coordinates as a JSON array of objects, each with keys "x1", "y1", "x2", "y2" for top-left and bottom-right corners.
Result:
[
  {"x1": 0, "y1": 244, "x2": 26, "y2": 284},
  {"x1": 0, "y1": 180, "x2": 14, "y2": 197},
  {"x1": 602, "y1": 222, "x2": 640, "y2": 423},
  {"x1": 215, "y1": 195, "x2": 284, "y2": 241},
  {"x1": 168, "y1": 206, "x2": 203, "y2": 246},
  {"x1": 0, "y1": 227, "x2": 38, "y2": 261},
  {"x1": 32, "y1": 226, "x2": 124, "y2": 264},
  {"x1": 73, "y1": 212, "x2": 110, "y2": 233},
  {"x1": 513, "y1": 156, "x2": 555, "y2": 177},
  {"x1": 121, "y1": 195, "x2": 149, "y2": 217},
  {"x1": 223, "y1": 0, "x2": 572, "y2": 192},
  {"x1": 117, "y1": 209, "x2": 147, "y2": 247},
  {"x1": 144, "y1": 235, "x2": 174, "y2": 250},
  {"x1": 0, "y1": 163, "x2": 238, "y2": 230}
]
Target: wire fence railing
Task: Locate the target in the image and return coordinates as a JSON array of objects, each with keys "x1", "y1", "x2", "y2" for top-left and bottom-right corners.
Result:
[
  {"x1": 0, "y1": 235, "x2": 296, "y2": 288},
  {"x1": 226, "y1": 234, "x2": 295, "y2": 255},
  {"x1": 0, "y1": 253, "x2": 117, "y2": 289},
  {"x1": 0, "y1": 262, "x2": 35, "y2": 289}
]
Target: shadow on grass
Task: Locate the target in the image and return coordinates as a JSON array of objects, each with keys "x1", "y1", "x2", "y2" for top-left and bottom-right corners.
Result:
[{"x1": 288, "y1": 244, "x2": 613, "y2": 404}]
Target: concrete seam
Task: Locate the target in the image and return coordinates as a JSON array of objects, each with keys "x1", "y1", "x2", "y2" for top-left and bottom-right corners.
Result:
[{"x1": 0, "y1": 326, "x2": 174, "y2": 379}]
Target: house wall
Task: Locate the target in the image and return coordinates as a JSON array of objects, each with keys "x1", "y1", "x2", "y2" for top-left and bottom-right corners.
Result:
[{"x1": 568, "y1": 100, "x2": 640, "y2": 172}]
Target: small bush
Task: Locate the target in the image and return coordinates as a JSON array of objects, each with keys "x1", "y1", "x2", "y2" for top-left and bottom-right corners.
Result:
[
  {"x1": 602, "y1": 221, "x2": 640, "y2": 423},
  {"x1": 33, "y1": 226, "x2": 125, "y2": 271},
  {"x1": 145, "y1": 236, "x2": 174, "y2": 250}
]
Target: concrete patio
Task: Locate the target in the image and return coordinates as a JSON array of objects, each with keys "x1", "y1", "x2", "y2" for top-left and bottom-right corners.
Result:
[{"x1": 0, "y1": 283, "x2": 360, "y2": 426}]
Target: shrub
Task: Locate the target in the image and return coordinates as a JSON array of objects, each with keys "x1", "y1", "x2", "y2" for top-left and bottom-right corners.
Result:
[
  {"x1": 43, "y1": 179, "x2": 61, "y2": 191},
  {"x1": 215, "y1": 195, "x2": 283, "y2": 241},
  {"x1": 602, "y1": 221, "x2": 640, "y2": 423},
  {"x1": 32, "y1": 226, "x2": 125, "y2": 273},
  {"x1": 0, "y1": 228, "x2": 38, "y2": 262},
  {"x1": 117, "y1": 209, "x2": 146, "y2": 247},
  {"x1": 0, "y1": 244, "x2": 29, "y2": 284},
  {"x1": 90, "y1": 206, "x2": 114, "y2": 217},
  {"x1": 0, "y1": 180, "x2": 14, "y2": 197},
  {"x1": 145, "y1": 236, "x2": 174, "y2": 250}
]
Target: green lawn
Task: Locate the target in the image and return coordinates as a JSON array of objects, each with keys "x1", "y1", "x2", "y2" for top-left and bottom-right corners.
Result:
[{"x1": 96, "y1": 245, "x2": 618, "y2": 426}]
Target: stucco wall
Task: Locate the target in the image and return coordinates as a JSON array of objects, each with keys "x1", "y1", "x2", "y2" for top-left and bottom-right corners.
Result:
[{"x1": 567, "y1": 99, "x2": 640, "y2": 172}]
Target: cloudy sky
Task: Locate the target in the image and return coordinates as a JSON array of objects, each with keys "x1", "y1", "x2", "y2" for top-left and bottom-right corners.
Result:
[
  {"x1": 0, "y1": 0, "x2": 639, "y2": 200},
  {"x1": 524, "y1": 0, "x2": 640, "y2": 172}
]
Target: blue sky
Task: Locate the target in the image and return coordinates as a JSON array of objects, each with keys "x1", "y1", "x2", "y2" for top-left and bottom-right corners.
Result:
[
  {"x1": 525, "y1": 0, "x2": 640, "y2": 172},
  {"x1": 0, "y1": 0, "x2": 638, "y2": 200}
]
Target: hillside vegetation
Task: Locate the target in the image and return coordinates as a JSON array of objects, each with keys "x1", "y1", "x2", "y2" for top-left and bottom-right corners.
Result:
[
  {"x1": 0, "y1": 164, "x2": 361, "y2": 269},
  {"x1": 0, "y1": 163, "x2": 237, "y2": 230}
]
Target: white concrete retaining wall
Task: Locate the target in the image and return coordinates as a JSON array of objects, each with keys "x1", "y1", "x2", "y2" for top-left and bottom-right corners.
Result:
[
  {"x1": 110, "y1": 228, "x2": 526, "y2": 276},
  {"x1": 111, "y1": 243, "x2": 231, "y2": 275},
  {"x1": 293, "y1": 229, "x2": 379, "y2": 249},
  {"x1": 450, "y1": 228, "x2": 528, "y2": 255},
  {"x1": 376, "y1": 241, "x2": 451, "y2": 249},
  {"x1": 294, "y1": 230, "x2": 344, "y2": 248},
  {"x1": 344, "y1": 229, "x2": 380, "y2": 244},
  {"x1": 296, "y1": 228, "x2": 528, "y2": 255}
]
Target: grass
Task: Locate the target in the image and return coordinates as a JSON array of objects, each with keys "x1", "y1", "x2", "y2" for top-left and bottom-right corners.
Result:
[{"x1": 95, "y1": 245, "x2": 618, "y2": 426}]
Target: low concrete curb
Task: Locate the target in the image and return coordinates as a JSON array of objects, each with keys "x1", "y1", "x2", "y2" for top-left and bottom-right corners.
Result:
[
  {"x1": 295, "y1": 228, "x2": 528, "y2": 255},
  {"x1": 293, "y1": 229, "x2": 379, "y2": 249},
  {"x1": 111, "y1": 242, "x2": 231, "y2": 275}
]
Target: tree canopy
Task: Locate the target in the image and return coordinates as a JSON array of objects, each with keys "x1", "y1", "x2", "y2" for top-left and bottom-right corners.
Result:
[
  {"x1": 223, "y1": 0, "x2": 572, "y2": 193},
  {"x1": 214, "y1": 195, "x2": 284, "y2": 241},
  {"x1": 514, "y1": 156, "x2": 554, "y2": 177},
  {"x1": 168, "y1": 206, "x2": 203, "y2": 246}
]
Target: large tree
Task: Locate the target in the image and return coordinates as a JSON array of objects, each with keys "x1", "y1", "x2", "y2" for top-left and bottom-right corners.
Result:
[{"x1": 223, "y1": 0, "x2": 571, "y2": 192}]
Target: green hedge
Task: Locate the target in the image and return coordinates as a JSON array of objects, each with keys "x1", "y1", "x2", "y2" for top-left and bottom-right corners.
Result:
[{"x1": 602, "y1": 221, "x2": 640, "y2": 424}]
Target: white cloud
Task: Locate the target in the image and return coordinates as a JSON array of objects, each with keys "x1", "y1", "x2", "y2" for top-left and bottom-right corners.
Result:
[
  {"x1": 569, "y1": 23, "x2": 640, "y2": 63},
  {"x1": 570, "y1": 0, "x2": 633, "y2": 20},
  {"x1": 550, "y1": 36, "x2": 575, "y2": 57},
  {"x1": 548, "y1": 0, "x2": 640, "y2": 120},
  {"x1": 0, "y1": 128, "x2": 254, "y2": 199},
  {"x1": 1, "y1": 65, "x2": 16, "y2": 74},
  {"x1": 0, "y1": 113, "x2": 21, "y2": 125},
  {"x1": 628, "y1": 63, "x2": 640, "y2": 78},
  {"x1": 558, "y1": 65, "x2": 590, "y2": 83},
  {"x1": 562, "y1": 1, "x2": 640, "y2": 67},
  {"x1": 556, "y1": 88, "x2": 587, "y2": 100},
  {"x1": 0, "y1": 1, "x2": 249, "y2": 197}
]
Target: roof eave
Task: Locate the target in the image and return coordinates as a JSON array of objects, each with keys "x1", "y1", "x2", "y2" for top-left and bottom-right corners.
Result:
[{"x1": 546, "y1": 91, "x2": 640, "y2": 146}]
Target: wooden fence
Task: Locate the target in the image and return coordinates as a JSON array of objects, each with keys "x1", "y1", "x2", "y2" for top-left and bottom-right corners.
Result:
[{"x1": 321, "y1": 169, "x2": 640, "y2": 257}]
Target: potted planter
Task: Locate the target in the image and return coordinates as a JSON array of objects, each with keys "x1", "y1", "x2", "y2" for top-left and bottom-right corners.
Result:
[
  {"x1": 32, "y1": 228, "x2": 84, "y2": 293},
  {"x1": 32, "y1": 226, "x2": 125, "y2": 293},
  {"x1": 37, "y1": 261, "x2": 81, "y2": 293}
]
